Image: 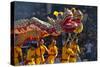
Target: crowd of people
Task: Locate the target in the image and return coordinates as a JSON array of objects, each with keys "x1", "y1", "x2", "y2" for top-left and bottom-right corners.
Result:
[{"x1": 14, "y1": 36, "x2": 82, "y2": 65}]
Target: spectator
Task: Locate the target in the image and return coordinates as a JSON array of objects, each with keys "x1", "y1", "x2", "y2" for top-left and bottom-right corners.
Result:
[{"x1": 84, "y1": 40, "x2": 93, "y2": 61}]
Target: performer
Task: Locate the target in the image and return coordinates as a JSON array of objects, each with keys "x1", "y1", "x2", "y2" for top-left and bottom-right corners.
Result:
[
  {"x1": 14, "y1": 44, "x2": 23, "y2": 65},
  {"x1": 69, "y1": 38, "x2": 80, "y2": 62},
  {"x1": 35, "y1": 39, "x2": 49, "y2": 64},
  {"x1": 61, "y1": 41, "x2": 74, "y2": 63},
  {"x1": 26, "y1": 44, "x2": 35, "y2": 65},
  {"x1": 47, "y1": 39, "x2": 58, "y2": 64}
]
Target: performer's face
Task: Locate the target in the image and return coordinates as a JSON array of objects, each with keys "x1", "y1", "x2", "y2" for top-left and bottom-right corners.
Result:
[
  {"x1": 40, "y1": 39, "x2": 44, "y2": 45},
  {"x1": 52, "y1": 40, "x2": 56, "y2": 46}
]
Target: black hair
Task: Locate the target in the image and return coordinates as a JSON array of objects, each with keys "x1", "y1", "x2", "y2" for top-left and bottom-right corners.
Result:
[{"x1": 30, "y1": 42, "x2": 38, "y2": 48}]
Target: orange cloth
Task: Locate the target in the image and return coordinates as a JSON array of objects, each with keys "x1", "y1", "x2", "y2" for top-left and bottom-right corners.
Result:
[
  {"x1": 26, "y1": 48, "x2": 35, "y2": 65},
  {"x1": 35, "y1": 45, "x2": 48, "y2": 64},
  {"x1": 47, "y1": 45, "x2": 58, "y2": 64},
  {"x1": 14, "y1": 46, "x2": 22, "y2": 65},
  {"x1": 62, "y1": 46, "x2": 74, "y2": 63},
  {"x1": 69, "y1": 41, "x2": 80, "y2": 62}
]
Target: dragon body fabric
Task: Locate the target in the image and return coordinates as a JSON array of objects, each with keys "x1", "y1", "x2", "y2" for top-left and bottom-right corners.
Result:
[{"x1": 14, "y1": 8, "x2": 83, "y2": 45}]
